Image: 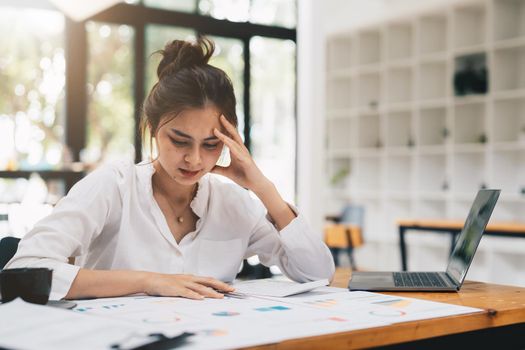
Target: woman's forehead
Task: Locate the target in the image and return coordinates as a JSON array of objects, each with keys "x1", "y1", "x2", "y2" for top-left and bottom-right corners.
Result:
[{"x1": 163, "y1": 107, "x2": 222, "y2": 137}]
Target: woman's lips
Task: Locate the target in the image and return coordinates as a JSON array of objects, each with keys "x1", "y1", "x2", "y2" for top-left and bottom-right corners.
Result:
[{"x1": 179, "y1": 168, "x2": 200, "y2": 178}]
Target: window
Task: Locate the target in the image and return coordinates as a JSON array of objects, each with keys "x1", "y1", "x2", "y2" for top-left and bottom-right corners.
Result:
[
  {"x1": 85, "y1": 22, "x2": 135, "y2": 164},
  {"x1": 0, "y1": 7, "x2": 65, "y2": 171},
  {"x1": 208, "y1": 36, "x2": 245, "y2": 134},
  {"x1": 250, "y1": 37, "x2": 296, "y2": 201}
]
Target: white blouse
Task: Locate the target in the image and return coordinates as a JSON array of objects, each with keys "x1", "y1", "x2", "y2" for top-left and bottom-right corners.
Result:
[{"x1": 6, "y1": 161, "x2": 335, "y2": 300}]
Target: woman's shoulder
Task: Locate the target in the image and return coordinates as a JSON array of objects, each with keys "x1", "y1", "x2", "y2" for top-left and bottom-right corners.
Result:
[{"x1": 69, "y1": 159, "x2": 139, "y2": 195}]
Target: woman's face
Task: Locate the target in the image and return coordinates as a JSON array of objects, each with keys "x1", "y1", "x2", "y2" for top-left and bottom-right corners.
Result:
[{"x1": 155, "y1": 105, "x2": 224, "y2": 186}]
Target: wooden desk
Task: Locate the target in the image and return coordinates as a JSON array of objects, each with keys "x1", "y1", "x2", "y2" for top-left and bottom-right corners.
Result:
[
  {"x1": 247, "y1": 268, "x2": 525, "y2": 349},
  {"x1": 397, "y1": 219, "x2": 525, "y2": 271}
]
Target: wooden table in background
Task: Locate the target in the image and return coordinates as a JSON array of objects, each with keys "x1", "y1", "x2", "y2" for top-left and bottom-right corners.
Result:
[
  {"x1": 246, "y1": 268, "x2": 525, "y2": 349},
  {"x1": 397, "y1": 219, "x2": 525, "y2": 271}
]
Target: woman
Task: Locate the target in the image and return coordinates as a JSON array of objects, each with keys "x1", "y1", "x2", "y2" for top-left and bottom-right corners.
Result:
[{"x1": 6, "y1": 37, "x2": 335, "y2": 300}]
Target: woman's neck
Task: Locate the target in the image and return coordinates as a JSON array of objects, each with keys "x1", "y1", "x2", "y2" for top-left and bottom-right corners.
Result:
[{"x1": 152, "y1": 161, "x2": 196, "y2": 205}]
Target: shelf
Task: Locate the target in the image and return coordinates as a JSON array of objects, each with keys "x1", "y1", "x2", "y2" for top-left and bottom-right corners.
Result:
[
  {"x1": 453, "y1": 3, "x2": 487, "y2": 49},
  {"x1": 326, "y1": 109, "x2": 353, "y2": 120},
  {"x1": 326, "y1": 118, "x2": 356, "y2": 151},
  {"x1": 414, "y1": 198, "x2": 447, "y2": 219},
  {"x1": 452, "y1": 144, "x2": 486, "y2": 153},
  {"x1": 493, "y1": 46, "x2": 525, "y2": 92},
  {"x1": 327, "y1": 36, "x2": 355, "y2": 71},
  {"x1": 453, "y1": 102, "x2": 486, "y2": 144},
  {"x1": 493, "y1": 0, "x2": 525, "y2": 42},
  {"x1": 418, "y1": 145, "x2": 447, "y2": 155},
  {"x1": 387, "y1": 22, "x2": 413, "y2": 61},
  {"x1": 451, "y1": 151, "x2": 486, "y2": 193},
  {"x1": 385, "y1": 110, "x2": 413, "y2": 147},
  {"x1": 358, "y1": 29, "x2": 382, "y2": 65},
  {"x1": 327, "y1": 157, "x2": 353, "y2": 191},
  {"x1": 358, "y1": 72, "x2": 381, "y2": 109},
  {"x1": 492, "y1": 97, "x2": 525, "y2": 143},
  {"x1": 418, "y1": 98, "x2": 448, "y2": 109},
  {"x1": 493, "y1": 36, "x2": 525, "y2": 50},
  {"x1": 492, "y1": 89, "x2": 525, "y2": 100},
  {"x1": 355, "y1": 156, "x2": 382, "y2": 192},
  {"x1": 416, "y1": 154, "x2": 447, "y2": 193},
  {"x1": 387, "y1": 67, "x2": 413, "y2": 104},
  {"x1": 326, "y1": 76, "x2": 355, "y2": 110},
  {"x1": 418, "y1": 61, "x2": 447, "y2": 100},
  {"x1": 418, "y1": 106, "x2": 447, "y2": 146},
  {"x1": 385, "y1": 155, "x2": 412, "y2": 192},
  {"x1": 418, "y1": 13, "x2": 447, "y2": 55},
  {"x1": 487, "y1": 198, "x2": 525, "y2": 222},
  {"x1": 491, "y1": 149, "x2": 525, "y2": 196},
  {"x1": 492, "y1": 142, "x2": 525, "y2": 151},
  {"x1": 454, "y1": 94, "x2": 486, "y2": 105},
  {"x1": 384, "y1": 198, "x2": 412, "y2": 231},
  {"x1": 357, "y1": 113, "x2": 381, "y2": 148}
]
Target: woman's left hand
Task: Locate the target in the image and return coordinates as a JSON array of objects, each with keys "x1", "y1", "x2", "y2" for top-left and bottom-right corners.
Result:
[{"x1": 212, "y1": 115, "x2": 269, "y2": 193}]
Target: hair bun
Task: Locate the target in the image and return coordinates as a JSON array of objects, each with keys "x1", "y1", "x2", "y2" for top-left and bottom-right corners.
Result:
[{"x1": 156, "y1": 37, "x2": 214, "y2": 79}]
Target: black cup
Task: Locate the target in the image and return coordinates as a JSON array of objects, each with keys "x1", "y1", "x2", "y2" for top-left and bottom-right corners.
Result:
[{"x1": 0, "y1": 268, "x2": 52, "y2": 304}]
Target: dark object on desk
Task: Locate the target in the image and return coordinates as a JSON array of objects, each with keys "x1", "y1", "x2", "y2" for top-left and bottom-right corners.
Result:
[
  {"x1": 0, "y1": 267, "x2": 52, "y2": 304},
  {"x1": 0, "y1": 236, "x2": 20, "y2": 269},
  {"x1": 111, "y1": 332, "x2": 194, "y2": 350},
  {"x1": 454, "y1": 53, "x2": 488, "y2": 96},
  {"x1": 349, "y1": 189, "x2": 500, "y2": 291}
]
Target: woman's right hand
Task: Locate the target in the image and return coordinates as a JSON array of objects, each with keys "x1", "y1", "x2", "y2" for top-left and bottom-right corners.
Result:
[{"x1": 144, "y1": 273, "x2": 235, "y2": 300}]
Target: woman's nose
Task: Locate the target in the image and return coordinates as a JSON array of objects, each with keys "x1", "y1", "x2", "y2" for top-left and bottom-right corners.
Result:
[{"x1": 184, "y1": 146, "x2": 201, "y2": 165}]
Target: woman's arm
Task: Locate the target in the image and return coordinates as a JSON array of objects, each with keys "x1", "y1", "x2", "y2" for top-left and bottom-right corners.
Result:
[{"x1": 65, "y1": 269, "x2": 234, "y2": 300}]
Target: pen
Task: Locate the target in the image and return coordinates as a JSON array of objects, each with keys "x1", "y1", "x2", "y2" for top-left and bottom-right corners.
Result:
[{"x1": 222, "y1": 291, "x2": 248, "y2": 299}]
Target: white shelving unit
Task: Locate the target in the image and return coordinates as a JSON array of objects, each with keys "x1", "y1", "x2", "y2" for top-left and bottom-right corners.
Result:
[{"x1": 324, "y1": 0, "x2": 525, "y2": 279}]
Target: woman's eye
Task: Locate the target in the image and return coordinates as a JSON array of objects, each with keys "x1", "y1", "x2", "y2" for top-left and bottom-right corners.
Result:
[
  {"x1": 203, "y1": 143, "x2": 219, "y2": 150},
  {"x1": 169, "y1": 137, "x2": 188, "y2": 147}
]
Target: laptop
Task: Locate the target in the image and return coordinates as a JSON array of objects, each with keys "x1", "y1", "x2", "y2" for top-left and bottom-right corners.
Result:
[{"x1": 348, "y1": 189, "x2": 500, "y2": 292}]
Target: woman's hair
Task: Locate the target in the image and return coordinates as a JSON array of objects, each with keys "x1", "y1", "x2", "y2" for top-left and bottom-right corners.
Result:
[{"x1": 141, "y1": 36, "x2": 238, "y2": 153}]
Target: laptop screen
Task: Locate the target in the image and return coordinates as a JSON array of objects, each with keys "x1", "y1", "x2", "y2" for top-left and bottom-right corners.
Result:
[{"x1": 446, "y1": 189, "x2": 500, "y2": 285}]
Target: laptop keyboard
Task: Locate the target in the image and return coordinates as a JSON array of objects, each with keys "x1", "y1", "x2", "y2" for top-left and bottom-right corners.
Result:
[{"x1": 393, "y1": 272, "x2": 450, "y2": 288}]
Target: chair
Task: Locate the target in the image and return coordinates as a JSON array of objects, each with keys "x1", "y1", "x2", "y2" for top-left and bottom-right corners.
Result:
[
  {"x1": 324, "y1": 204, "x2": 364, "y2": 270},
  {"x1": 0, "y1": 236, "x2": 20, "y2": 269}
]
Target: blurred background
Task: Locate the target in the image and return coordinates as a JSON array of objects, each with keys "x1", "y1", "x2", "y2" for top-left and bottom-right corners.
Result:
[{"x1": 1, "y1": 0, "x2": 525, "y2": 286}]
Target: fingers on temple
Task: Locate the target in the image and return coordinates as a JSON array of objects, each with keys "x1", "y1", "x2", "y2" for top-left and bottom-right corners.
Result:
[{"x1": 220, "y1": 115, "x2": 243, "y2": 144}]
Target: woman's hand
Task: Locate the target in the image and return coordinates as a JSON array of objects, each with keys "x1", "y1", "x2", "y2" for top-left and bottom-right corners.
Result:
[
  {"x1": 212, "y1": 115, "x2": 270, "y2": 193},
  {"x1": 144, "y1": 273, "x2": 235, "y2": 300}
]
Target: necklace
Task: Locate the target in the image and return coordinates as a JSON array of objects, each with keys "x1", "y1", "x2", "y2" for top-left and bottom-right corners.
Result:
[{"x1": 171, "y1": 184, "x2": 198, "y2": 224}]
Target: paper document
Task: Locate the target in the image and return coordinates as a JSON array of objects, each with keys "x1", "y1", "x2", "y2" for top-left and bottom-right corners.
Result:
[
  {"x1": 232, "y1": 278, "x2": 330, "y2": 297},
  {"x1": 0, "y1": 298, "x2": 177, "y2": 350}
]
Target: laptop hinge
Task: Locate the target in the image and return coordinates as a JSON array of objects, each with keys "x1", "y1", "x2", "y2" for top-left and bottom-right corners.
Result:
[{"x1": 443, "y1": 272, "x2": 459, "y2": 288}]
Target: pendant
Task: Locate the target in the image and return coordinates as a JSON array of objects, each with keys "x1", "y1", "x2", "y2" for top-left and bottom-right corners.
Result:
[{"x1": 177, "y1": 216, "x2": 184, "y2": 223}]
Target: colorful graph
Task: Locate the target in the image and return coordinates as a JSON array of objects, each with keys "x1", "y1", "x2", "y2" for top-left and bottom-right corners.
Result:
[
  {"x1": 372, "y1": 299, "x2": 412, "y2": 308},
  {"x1": 369, "y1": 309, "x2": 406, "y2": 317},
  {"x1": 199, "y1": 329, "x2": 229, "y2": 337},
  {"x1": 327, "y1": 316, "x2": 348, "y2": 322},
  {"x1": 305, "y1": 299, "x2": 338, "y2": 308},
  {"x1": 212, "y1": 311, "x2": 240, "y2": 317},
  {"x1": 254, "y1": 306, "x2": 291, "y2": 312},
  {"x1": 75, "y1": 306, "x2": 93, "y2": 312},
  {"x1": 101, "y1": 304, "x2": 126, "y2": 310}
]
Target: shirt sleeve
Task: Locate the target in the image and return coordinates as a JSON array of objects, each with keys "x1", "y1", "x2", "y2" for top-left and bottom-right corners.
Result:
[
  {"x1": 4, "y1": 164, "x2": 123, "y2": 300},
  {"x1": 245, "y1": 203, "x2": 335, "y2": 283}
]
